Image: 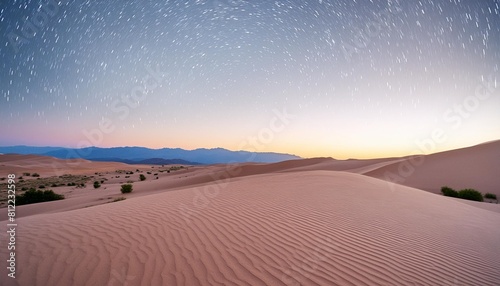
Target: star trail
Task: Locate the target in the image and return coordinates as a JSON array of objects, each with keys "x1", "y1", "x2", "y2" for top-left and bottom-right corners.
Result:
[{"x1": 1, "y1": 0, "x2": 499, "y2": 158}]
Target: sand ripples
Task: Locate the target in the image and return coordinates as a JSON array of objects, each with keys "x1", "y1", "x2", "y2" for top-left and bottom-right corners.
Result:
[{"x1": 1, "y1": 171, "x2": 499, "y2": 286}]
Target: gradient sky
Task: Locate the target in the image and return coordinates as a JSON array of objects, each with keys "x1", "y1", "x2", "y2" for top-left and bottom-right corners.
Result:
[{"x1": 1, "y1": 0, "x2": 499, "y2": 159}]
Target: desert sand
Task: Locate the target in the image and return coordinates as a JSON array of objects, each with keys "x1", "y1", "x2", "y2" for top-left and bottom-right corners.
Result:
[{"x1": 0, "y1": 141, "x2": 499, "y2": 285}]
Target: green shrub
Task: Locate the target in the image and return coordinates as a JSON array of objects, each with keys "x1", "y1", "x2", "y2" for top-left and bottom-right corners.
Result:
[
  {"x1": 93, "y1": 181, "x2": 101, "y2": 189},
  {"x1": 458, "y1": 189, "x2": 483, "y2": 202},
  {"x1": 139, "y1": 174, "x2": 146, "y2": 181},
  {"x1": 120, "y1": 184, "x2": 133, "y2": 194},
  {"x1": 441, "y1": 186, "x2": 458, "y2": 198},
  {"x1": 485, "y1": 193, "x2": 497, "y2": 200},
  {"x1": 16, "y1": 189, "x2": 64, "y2": 205}
]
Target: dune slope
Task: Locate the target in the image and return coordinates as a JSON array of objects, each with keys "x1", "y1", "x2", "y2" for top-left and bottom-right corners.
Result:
[
  {"x1": 364, "y1": 140, "x2": 500, "y2": 196},
  {"x1": 1, "y1": 171, "x2": 499, "y2": 286}
]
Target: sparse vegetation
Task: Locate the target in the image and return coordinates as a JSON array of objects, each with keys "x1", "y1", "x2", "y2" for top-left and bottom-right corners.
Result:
[
  {"x1": 139, "y1": 174, "x2": 146, "y2": 181},
  {"x1": 457, "y1": 189, "x2": 483, "y2": 202},
  {"x1": 0, "y1": 174, "x2": 89, "y2": 207},
  {"x1": 441, "y1": 186, "x2": 484, "y2": 202},
  {"x1": 441, "y1": 186, "x2": 458, "y2": 197},
  {"x1": 32, "y1": 173, "x2": 40, "y2": 177},
  {"x1": 485, "y1": 193, "x2": 497, "y2": 200},
  {"x1": 16, "y1": 188, "x2": 64, "y2": 205},
  {"x1": 93, "y1": 181, "x2": 101, "y2": 189},
  {"x1": 120, "y1": 184, "x2": 133, "y2": 194},
  {"x1": 112, "y1": 197, "x2": 126, "y2": 202}
]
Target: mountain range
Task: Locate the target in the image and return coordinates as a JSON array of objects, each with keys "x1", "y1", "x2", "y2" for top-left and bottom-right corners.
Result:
[{"x1": 0, "y1": 146, "x2": 301, "y2": 165}]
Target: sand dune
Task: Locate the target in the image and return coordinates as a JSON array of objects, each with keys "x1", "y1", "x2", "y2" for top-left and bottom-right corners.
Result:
[
  {"x1": 364, "y1": 140, "x2": 500, "y2": 196},
  {"x1": 1, "y1": 171, "x2": 499, "y2": 285}
]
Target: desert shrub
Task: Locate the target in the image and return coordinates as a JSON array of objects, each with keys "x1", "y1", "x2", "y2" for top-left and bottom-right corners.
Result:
[
  {"x1": 51, "y1": 184, "x2": 58, "y2": 187},
  {"x1": 39, "y1": 185, "x2": 45, "y2": 189},
  {"x1": 120, "y1": 184, "x2": 133, "y2": 194},
  {"x1": 112, "y1": 197, "x2": 126, "y2": 202},
  {"x1": 16, "y1": 189, "x2": 64, "y2": 205},
  {"x1": 93, "y1": 181, "x2": 101, "y2": 189},
  {"x1": 32, "y1": 173, "x2": 40, "y2": 177},
  {"x1": 441, "y1": 186, "x2": 458, "y2": 198},
  {"x1": 485, "y1": 193, "x2": 497, "y2": 200},
  {"x1": 23, "y1": 172, "x2": 30, "y2": 176},
  {"x1": 457, "y1": 189, "x2": 483, "y2": 202},
  {"x1": 139, "y1": 174, "x2": 146, "y2": 181}
]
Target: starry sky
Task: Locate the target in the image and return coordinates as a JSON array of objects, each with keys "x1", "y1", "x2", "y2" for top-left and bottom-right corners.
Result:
[{"x1": 1, "y1": 0, "x2": 499, "y2": 159}]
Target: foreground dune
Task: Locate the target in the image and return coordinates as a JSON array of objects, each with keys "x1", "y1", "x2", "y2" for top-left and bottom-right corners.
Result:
[{"x1": 1, "y1": 171, "x2": 499, "y2": 285}]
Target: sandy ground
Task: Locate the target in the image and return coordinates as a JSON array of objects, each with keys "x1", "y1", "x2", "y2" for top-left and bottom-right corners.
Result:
[{"x1": 0, "y1": 141, "x2": 499, "y2": 285}]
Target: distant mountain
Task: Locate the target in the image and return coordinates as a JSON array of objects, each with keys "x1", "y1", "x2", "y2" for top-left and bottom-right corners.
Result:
[
  {"x1": 0, "y1": 146, "x2": 62, "y2": 154},
  {"x1": 90, "y1": 157, "x2": 200, "y2": 165},
  {"x1": 0, "y1": 146, "x2": 301, "y2": 164}
]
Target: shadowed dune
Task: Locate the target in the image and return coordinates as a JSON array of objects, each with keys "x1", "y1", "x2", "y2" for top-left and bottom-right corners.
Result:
[{"x1": 364, "y1": 140, "x2": 500, "y2": 196}]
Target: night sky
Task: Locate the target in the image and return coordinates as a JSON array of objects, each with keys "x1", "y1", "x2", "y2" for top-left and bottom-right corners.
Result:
[{"x1": 1, "y1": 0, "x2": 499, "y2": 159}]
